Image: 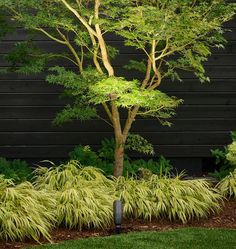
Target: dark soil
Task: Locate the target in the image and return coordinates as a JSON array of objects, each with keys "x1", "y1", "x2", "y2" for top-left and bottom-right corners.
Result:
[{"x1": 1, "y1": 200, "x2": 235, "y2": 249}]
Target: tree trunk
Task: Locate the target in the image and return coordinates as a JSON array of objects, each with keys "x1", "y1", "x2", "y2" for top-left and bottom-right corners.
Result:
[{"x1": 113, "y1": 145, "x2": 125, "y2": 177}]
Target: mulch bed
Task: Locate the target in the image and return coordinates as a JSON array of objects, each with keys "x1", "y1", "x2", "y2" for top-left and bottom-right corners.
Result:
[{"x1": 1, "y1": 200, "x2": 236, "y2": 249}]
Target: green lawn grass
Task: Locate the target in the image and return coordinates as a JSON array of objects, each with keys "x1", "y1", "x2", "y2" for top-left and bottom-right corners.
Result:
[{"x1": 29, "y1": 228, "x2": 236, "y2": 249}]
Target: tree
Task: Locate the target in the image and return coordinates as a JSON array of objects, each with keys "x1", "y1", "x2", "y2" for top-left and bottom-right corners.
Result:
[{"x1": 0, "y1": 0, "x2": 235, "y2": 176}]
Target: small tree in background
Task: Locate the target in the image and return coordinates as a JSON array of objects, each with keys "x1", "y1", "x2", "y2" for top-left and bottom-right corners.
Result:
[{"x1": 0, "y1": 0, "x2": 235, "y2": 176}]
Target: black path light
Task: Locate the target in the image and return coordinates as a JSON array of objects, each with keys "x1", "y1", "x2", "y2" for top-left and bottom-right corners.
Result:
[{"x1": 113, "y1": 200, "x2": 123, "y2": 234}]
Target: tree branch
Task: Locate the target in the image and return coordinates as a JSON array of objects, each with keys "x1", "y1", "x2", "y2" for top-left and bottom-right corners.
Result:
[
  {"x1": 102, "y1": 102, "x2": 113, "y2": 123},
  {"x1": 141, "y1": 58, "x2": 152, "y2": 89},
  {"x1": 32, "y1": 53, "x2": 79, "y2": 67},
  {"x1": 60, "y1": 0, "x2": 98, "y2": 37},
  {"x1": 35, "y1": 28, "x2": 67, "y2": 44},
  {"x1": 111, "y1": 100, "x2": 123, "y2": 141},
  {"x1": 149, "y1": 39, "x2": 162, "y2": 89},
  {"x1": 122, "y1": 106, "x2": 139, "y2": 141},
  {"x1": 88, "y1": 32, "x2": 104, "y2": 74},
  {"x1": 94, "y1": 0, "x2": 114, "y2": 76},
  {"x1": 56, "y1": 28, "x2": 83, "y2": 72}
]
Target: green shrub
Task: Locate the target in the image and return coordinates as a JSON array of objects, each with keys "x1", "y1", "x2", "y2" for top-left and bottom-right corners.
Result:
[
  {"x1": 216, "y1": 169, "x2": 236, "y2": 199},
  {"x1": 98, "y1": 135, "x2": 154, "y2": 160},
  {"x1": 69, "y1": 145, "x2": 102, "y2": 166},
  {"x1": 210, "y1": 132, "x2": 236, "y2": 180},
  {"x1": 34, "y1": 161, "x2": 114, "y2": 230},
  {"x1": 98, "y1": 138, "x2": 118, "y2": 162},
  {"x1": 69, "y1": 138, "x2": 172, "y2": 177},
  {"x1": 213, "y1": 133, "x2": 236, "y2": 198},
  {"x1": 0, "y1": 176, "x2": 56, "y2": 241},
  {"x1": 100, "y1": 158, "x2": 173, "y2": 178},
  {"x1": 226, "y1": 141, "x2": 236, "y2": 166},
  {"x1": 115, "y1": 175, "x2": 222, "y2": 223},
  {"x1": 125, "y1": 157, "x2": 173, "y2": 177},
  {"x1": 0, "y1": 157, "x2": 32, "y2": 183}
]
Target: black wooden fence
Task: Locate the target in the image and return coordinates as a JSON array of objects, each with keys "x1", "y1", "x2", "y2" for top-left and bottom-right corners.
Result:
[{"x1": 0, "y1": 16, "x2": 235, "y2": 175}]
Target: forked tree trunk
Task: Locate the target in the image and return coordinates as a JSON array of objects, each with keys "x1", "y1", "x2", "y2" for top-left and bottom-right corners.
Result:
[{"x1": 113, "y1": 144, "x2": 125, "y2": 177}]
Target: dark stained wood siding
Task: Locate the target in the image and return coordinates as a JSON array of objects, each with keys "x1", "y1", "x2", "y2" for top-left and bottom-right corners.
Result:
[{"x1": 0, "y1": 16, "x2": 235, "y2": 162}]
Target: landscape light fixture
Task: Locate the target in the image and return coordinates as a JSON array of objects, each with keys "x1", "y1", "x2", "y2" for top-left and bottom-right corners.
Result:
[{"x1": 113, "y1": 200, "x2": 123, "y2": 234}]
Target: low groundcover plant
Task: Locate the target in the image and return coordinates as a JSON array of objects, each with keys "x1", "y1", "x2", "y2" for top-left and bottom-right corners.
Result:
[
  {"x1": 215, "y1": 133, "x2": 236, "y2": 199},
  {"x1": 0, "y1": 176, "x2": 56, "y2": 242},
  {"x1": 0, "y1": 157, "x2": 32, "y2": 183},
  {"x1": 34, "y1": 160, "x2": 115, "y2": 230},
  {"x1": 115, "y1": 174, "x2": 222, "y2": 223},
  {"x1": 34, "y1": 161, "x2": 223, "y2": 226},
  {"x1": 216, "y1": 169, "x2": 236, "y2": 199},
  {"x1": 0, "y1": 161, "x2": 225, "y2": 242}
]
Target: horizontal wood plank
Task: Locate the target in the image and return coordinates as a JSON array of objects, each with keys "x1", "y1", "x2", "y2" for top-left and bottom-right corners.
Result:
[
  {"x1": 0, "y1": 105, "x2": 236, "y2": 119},
  {"x1": 0, "y1": 119, "x2": 235, "y2": 132},
  {"x1": 0, "y1": 145, "x2": 225, "y2": 158}
]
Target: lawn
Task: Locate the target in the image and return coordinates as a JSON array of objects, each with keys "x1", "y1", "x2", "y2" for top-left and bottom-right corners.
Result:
[{"x1": 29, "y1": 228, "x2": 236, "y2": 249}]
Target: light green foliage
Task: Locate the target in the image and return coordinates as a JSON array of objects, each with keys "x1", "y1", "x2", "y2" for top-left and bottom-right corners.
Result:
[
  {"x1": 114, "y1": 0, "x2": 235, "y2": 82},
  {"x1": 89, "y1": 77, "x2": 139, "y2": 103},
  {"x1": 216, "y1": 169, "x2": 236, "y2": 199},
  {"x1": 34, "y1": 161, "x2": 115, "y2": 229},
  {"x1": 115, "y1": 177, "x2": 154, "y2": 220},
  {"x1": 1, "y1": 0, "x2": 234, "y2": 125},
  {"x1": 0, "y1": 157, "x2": 32, "y2": 183},
  {"x1": 115, "y1": 175, "x2": 222, "y2": 223},
  {"x1": 148, "y1": 175, "x2": 222, "y2": 222},
  {"x1": 47, "y1": 66, "x2": 102, "y2": 124},
  {"x1": 32, "y1": 161, "x2": 223, "y2": 226},
  {"x1": 0, "y1": 176, "x2": 56, "y2": 241},
  {"x1": 47, "y1": 66, "x2": 105, "y2": 91},
  {"x1": 52, "y1": 104, "x2": 98, "y2": 125},
  {"x1": 126, "y1": 134, "x2": 154, "y2": 155},
  {"x1": 89, "y1": 76, "x2": 182, "y2": 123},
  {"x1": 210, "y1": 132, "x2": 236, "y2": 180},
  {"x1": 226, "y1": 142, "x2": 236, "y2": 166},
  {"x1": 117, "y1": 89, "x2": 182, "y2": 124}
]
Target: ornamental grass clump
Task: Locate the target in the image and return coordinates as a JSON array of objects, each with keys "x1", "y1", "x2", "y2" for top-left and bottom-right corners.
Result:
[
  {"x1": 216, "y1": 139, "x2": 236, "y2": 199},
  {"x1": 149, "y1": 175, "x2": 222, "y2": 223},
  {"x1": 216, "y1": 169, "x2": 236, "y2": 199},
  {"x1": 115, "y1": 175, "x2": 222, "y2": 223},
  {"x1": 34, "y1": 160, "x2": 115, "y2": 230},
  {"x1": 114, "y1": 177, "x2": 154, "y2": 220},
  {"x1": 0, "y1": 176, "x2": 56, "y2": 242}
]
